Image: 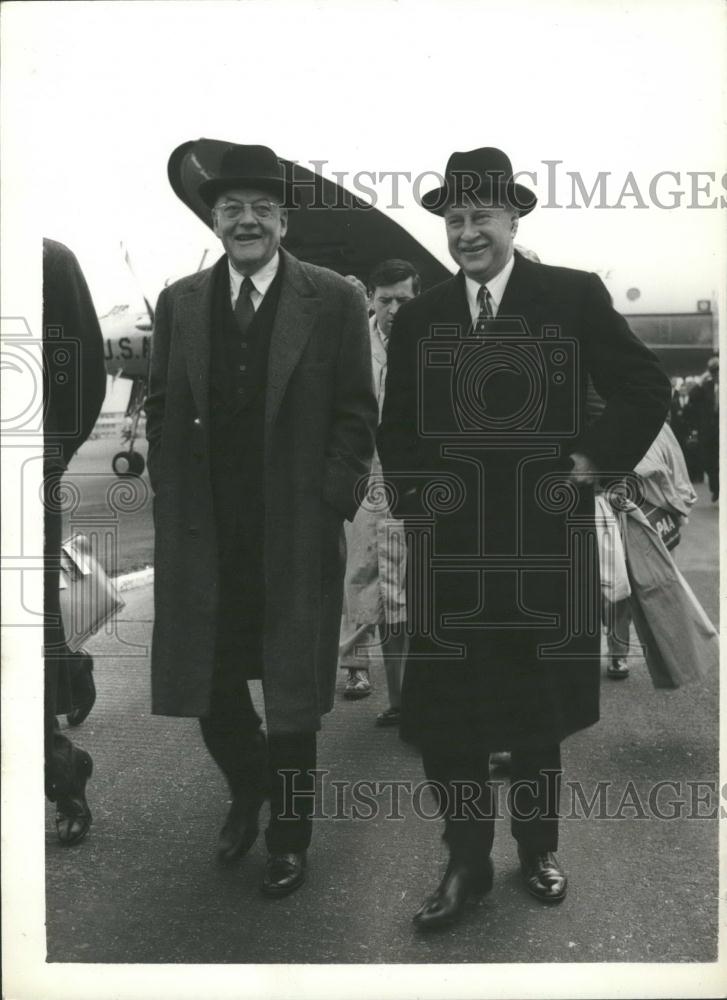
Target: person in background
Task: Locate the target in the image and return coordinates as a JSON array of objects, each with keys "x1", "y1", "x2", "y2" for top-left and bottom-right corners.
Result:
[
  {"x1": 339, "y1": 260, "x2": 419, "y2": 723},
  {"x1": 43, "y1": 238, "x2": 106, "y2": 844},
  {"x1": 604, "y1": 419, "x2": 697, "y2": 679},
  {"x1": 686, "y1": 356, "x2": 719, "y2": 501}
]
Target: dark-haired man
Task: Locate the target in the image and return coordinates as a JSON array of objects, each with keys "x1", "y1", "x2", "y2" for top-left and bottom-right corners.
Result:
[{"x1": 341, "y1": 260, "x2": 419, "y2": 725}]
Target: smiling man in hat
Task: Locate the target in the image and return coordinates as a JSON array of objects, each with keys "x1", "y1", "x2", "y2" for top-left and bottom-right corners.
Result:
[
  {"x1": 378, "y1": 147, "x2": 671, "y2": 928},
  {"x1": 145, "y1": 143, "x2": 377, "y2": 897}
]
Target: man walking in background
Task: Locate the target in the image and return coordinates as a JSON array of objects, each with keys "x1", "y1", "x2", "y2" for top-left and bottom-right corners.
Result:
[{"x1": 340, "y1": 260, "x2": 419, "y2": 725}]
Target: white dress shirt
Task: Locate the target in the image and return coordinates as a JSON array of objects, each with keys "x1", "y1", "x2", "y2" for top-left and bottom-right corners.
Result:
[
  {"x1": 228, "y1": 251, "x2": 280, "y2": 311},
  {"x1": 464, "y1": 252, "x2": 515, "y2": 321}
]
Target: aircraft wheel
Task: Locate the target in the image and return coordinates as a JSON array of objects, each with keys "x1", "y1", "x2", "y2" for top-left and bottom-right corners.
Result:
[{"x1": 112, "y1": 451, "x2": 143, "y2": 477}]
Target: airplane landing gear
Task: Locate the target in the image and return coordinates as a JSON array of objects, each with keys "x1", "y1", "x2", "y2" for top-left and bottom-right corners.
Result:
[{"x1": 112, "y1": 450, "x2": 145, "y2": 477}]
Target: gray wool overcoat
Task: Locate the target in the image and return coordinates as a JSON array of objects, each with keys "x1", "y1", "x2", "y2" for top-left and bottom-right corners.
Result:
[{"x1": 144, "y1": 248, "x2": 377, "y2": 732}]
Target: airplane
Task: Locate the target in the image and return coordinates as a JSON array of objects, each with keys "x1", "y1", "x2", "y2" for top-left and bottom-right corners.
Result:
[{"x1": 99, "y1": 245, "x2": 209, "y2": 477}]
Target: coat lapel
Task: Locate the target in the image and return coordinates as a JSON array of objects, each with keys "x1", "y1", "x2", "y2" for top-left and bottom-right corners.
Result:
[
  {"x1": 496, "y1": 252, "x2": 549, "y2": 331},
  {"x1": 265, "y1": 248, "x2": 320, "y2": 430},
  {"x1": 177, "y1": 259, "x2": 222, "y2": 423}
]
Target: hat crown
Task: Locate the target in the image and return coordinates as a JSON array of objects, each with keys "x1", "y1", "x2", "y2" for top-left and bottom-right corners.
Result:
[
  {"x1": 216, "y1": 144, "x2": 284, "y2": 184},
  {"x1": 445, "y1": 147, "x2": 515, "y2": 184}
]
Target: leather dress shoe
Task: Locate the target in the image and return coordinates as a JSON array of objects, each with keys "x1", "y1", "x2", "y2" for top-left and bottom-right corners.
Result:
[
  {"x1": 413, "y1": 857, "x2": 493, "y2": 930},
  {"x1": 261, "y1": 852, "x2": 307, "y2": 897},
  {"x1": 518, "y1": 847, "x2": 567, "y2": 902},
  {"x1": 52, "y1": 745, "x2": 93, "y2": 846},
  {"x1": 217, "y1": 793, "x2": 263, "y2": 865}
]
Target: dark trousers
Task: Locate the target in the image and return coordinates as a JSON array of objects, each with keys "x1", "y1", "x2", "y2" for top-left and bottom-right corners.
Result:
[
  {"x1": 421, "y1": 743, "x2": 561, "y2": 859},
  {"x1": 199, "y1": 651, "x2": 316, "y2": 855},
  {"x1": 44, "y1": 478, "x2": 75, "y2": 800}
]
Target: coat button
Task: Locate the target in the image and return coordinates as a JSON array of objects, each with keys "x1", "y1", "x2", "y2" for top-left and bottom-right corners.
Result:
[{"x1": 193, "y1": 417, "x2": 201, "y2": 426}]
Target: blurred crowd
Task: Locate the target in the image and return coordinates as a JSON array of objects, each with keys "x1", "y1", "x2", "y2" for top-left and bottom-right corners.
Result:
[{"x1": 669, "y1": 357, "x2": 720, "y2": 501}]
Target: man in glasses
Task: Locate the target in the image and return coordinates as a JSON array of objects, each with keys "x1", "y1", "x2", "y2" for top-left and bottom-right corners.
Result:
[{"x1": 146, "y1": 143, "x2": 377, "y2": 897}]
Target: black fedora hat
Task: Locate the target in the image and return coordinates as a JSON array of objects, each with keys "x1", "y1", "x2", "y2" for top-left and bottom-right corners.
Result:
[
  {"x1": 197, "y1": 143, "x2": 290, "y2": 206},
  {"x1": 420, "y1": 147, "x2": 536, "y2": 217}
]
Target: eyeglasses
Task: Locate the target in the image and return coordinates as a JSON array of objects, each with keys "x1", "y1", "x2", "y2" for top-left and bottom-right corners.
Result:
[{"x1": 214, "y1": 200, "x2": 281, "y2": 222}]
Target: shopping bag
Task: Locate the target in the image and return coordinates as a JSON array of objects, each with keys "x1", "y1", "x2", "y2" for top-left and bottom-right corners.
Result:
[
  {"x1": 619, "y1": 508, "x2": 718, "y2": 688},
  {"x1": 58, "y1": 534, "x2": 125, "y2": 652},
  {"x1": 595, "y1": 494, "x2": 631, "y2": 602}
]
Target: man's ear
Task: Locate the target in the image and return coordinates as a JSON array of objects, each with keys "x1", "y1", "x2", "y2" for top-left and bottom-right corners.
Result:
[{"x1": 279, "y1": 207, "x2": 289, "y2": 238}]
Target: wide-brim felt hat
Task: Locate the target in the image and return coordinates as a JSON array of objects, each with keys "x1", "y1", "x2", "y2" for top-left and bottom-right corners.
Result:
[
  {"x1": 420, "y1": 147, "x2": 536, "y2": 217},
  {"x1": 196, "y1": 143, "x2": 291, "y2": 206}
]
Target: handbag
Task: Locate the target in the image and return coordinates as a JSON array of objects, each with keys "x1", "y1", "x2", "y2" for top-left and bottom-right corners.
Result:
[
  {"x1": 618, "y1": 508, "x2": 717, "y2": 688},
  {"x1": 58, "y1": 534, "x2": 125, "y2": 652},
  {"x1": 595, "y1": 494, "x2": 631, "y2": 602},
  {"x1": 638, "y1": 501, "x2": 682, "y2": 550}
]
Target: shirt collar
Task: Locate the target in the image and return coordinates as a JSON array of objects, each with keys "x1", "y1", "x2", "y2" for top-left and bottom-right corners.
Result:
[
  {"x1": 370, "y1": 314, "x2": 388, "y2": 350},
  {"x1": 464, "y1": 251, "x2": 516, "y2": 319},
  {"x1": 228, "y1": 250, "x2": 280, "y2": 299}
]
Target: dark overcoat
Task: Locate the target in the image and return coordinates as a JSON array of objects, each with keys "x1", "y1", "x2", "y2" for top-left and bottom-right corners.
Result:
[
  {"x1": 145, "y1": 249, "x2": 377, "y2": 732},
  {"x1": 378, "y1": 252, "x2": 671, "y2": 751}
]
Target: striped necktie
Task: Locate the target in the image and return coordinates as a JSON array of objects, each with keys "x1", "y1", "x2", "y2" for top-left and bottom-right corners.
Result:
[
  {"x1": 473, "y1": 285, "x2": 493, "y2": 335},
  {"x1": 234, "y1": 276, "x2": 256, "y2": 337}
]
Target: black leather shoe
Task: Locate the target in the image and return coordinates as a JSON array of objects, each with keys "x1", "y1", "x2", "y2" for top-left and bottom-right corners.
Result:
[
  {"x1": 413, "y1": 857, "x2": 493, "y2": 930},
  {"x1": 261, "y1": 852, "x2": 307, "y2": 897},
  {"x1": 217, "y1": 794, "x2": 263, "y2": 865},
  {"x1": 52, "y1": 746, "x2": 93, "y2": 846},
  {"x1": 518, "y1": 847, "x2": 567, "y2": 902}
]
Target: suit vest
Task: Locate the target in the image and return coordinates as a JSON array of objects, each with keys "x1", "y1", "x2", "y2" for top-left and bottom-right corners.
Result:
[{"x1": 209, "y1": 257, "x2": 284, "y2": 540}]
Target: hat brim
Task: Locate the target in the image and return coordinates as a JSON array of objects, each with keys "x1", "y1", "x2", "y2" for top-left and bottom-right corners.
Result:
[
  {"x1": 198, "y1": 174, "x2": 289, "y2": 208},
  {"x1": 420, "y1": 180, "x2": 536, "y2": 217}
]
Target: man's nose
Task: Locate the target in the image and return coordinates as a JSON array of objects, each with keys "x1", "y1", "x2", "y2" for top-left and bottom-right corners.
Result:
[
  {"x1": 235, "y1": 205, "x2": 259, "y2": 226},
  {"x1": 461, "y1": 218, "x2": 479, "y2": 241},
  {"x1": 389, "y1": 302, "x2": 400, "y2": 316}
]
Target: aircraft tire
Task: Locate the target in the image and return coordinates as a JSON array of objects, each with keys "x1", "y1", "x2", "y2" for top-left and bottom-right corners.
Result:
[
  {"x1": 112, "y1": 451, "x2": 144, "y2": 477},
  {"x1": 129, "y1": 452, "x2": 145, "y2": 476}
]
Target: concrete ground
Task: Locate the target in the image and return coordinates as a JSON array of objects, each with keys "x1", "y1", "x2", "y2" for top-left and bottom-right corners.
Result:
[{"x1": 45, "y1": 485, "x2": 719, "y2": 967}]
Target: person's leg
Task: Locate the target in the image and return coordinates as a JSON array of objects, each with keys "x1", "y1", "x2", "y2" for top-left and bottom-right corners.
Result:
[
  {"x1": 261, "y1": 732, "x2": 317, "y2": 897},
  {"x1": 199, "y1": 651, "x2": 267, "y2": 864},
  {"x1": 509, "y1": 744, "x2": 566, "y2": 902},
  {"x1": 340, "y1": 623, "x2": 374, "y2": 699},
  {"x1": 604, "y1": 597, "x2": 631, "y2": 678},
  {"x1": 377, "y1": 622, "x2": 409, "y2": 725},
  {"x1": 44, "y1": 480, "x2": 94, "y2": 845},
  {"x1": 412, "y1": 741, "x2": 495, "y2": 928}
]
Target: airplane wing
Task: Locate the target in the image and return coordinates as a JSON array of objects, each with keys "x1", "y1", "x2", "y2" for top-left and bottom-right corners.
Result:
[{"x1": 167, "y1": 138, "x2": 451, "y2": 290}]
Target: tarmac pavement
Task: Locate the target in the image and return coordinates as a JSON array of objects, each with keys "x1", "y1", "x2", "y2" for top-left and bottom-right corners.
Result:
[{"x1": 45, "y1": 485, "x2": 720, "y2": 966}]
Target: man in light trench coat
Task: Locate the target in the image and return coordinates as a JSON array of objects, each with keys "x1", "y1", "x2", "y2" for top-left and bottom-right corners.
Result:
[
  {"x1": 378, "y1": 146, "x2": 671, "y2": 929},
  {"x1": 145, "y1": 143, "x2": 377, "y2": 897},
  {"x1": 339, "y1": 259, "x2": 420, "y2": 723}
]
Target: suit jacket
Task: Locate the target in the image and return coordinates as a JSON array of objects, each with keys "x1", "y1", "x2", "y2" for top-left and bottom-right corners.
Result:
[
  {"x1": 378, "y1": 252, "x2": 671, "y2": 750},
  {"x1": 145, "y1": 248, "x2": 377, "y2": 731}
]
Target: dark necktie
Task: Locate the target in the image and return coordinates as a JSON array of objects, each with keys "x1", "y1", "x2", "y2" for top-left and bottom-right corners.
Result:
[
  {"x1": 234, "y1": 276, "x2": 256, "y2": 337},
  {"x1": 473, "y1": 285, "x2": 494, "y2": 335}
]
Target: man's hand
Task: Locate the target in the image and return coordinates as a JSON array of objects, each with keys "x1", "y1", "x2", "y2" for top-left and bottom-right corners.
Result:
[{"x1": 569, "y1": 451, "x2": 598, "y2": 485}]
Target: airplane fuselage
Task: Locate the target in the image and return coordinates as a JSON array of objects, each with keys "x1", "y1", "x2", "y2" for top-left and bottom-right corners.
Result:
[{"x1": 101, "y1": 306, "x2": 151, "y2": 379}]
